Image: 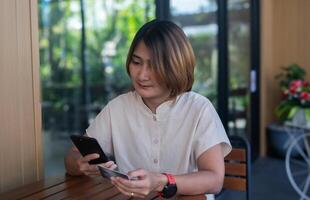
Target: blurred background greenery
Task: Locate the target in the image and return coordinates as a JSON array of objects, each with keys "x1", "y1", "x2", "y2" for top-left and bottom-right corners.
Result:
[{"x1": 38, "y1": 0, "x2": 250, "y2": 177}]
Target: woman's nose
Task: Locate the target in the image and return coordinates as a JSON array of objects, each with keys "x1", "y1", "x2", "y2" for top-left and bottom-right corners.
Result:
[{"x1": 138, "y1": 64, "x2": 151, "y2": 80}]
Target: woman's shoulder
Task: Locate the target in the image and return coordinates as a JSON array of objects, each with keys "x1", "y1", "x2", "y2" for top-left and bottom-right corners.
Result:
[
  {"x1": 179, "y1": 91, "x2": 213, "y2": 107},
  {"x1": 108, "y1": 91, "x2": 137, "y2": 107}
]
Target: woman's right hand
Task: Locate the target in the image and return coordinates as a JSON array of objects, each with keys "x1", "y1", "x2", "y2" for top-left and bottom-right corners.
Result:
[{"x1": 73, "y1": 147, "x2": 117, "y2": 176}]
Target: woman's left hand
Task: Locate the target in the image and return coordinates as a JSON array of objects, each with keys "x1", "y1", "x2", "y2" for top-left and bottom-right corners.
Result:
[{"x1": 111, "y1": 168, "x2": 167, "y2": 198}]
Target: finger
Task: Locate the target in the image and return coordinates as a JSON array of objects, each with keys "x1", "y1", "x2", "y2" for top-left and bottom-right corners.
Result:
[
  {"x1": 99, "y1": 161, "x2": 117, "y2": 169},
  {"x1": 78, "y1": 161, "x2": 89, "y2": 172},
  {"x1": 109, "y1": 164, "x2": 118, "y2": 170},
  {"x1": 83, "y1": 165, "x2": 100, "y2": 176},
  {"x1": 127, "y1": 169, "x2": 147, "y2": 180},
  {"x1": 113, "y1": 177, "x2": 146, "y2": 190},
  {"x1": 86, "y1": 164, "x2": 99, "y2": 172},
  {"x1": 104, "y1": 161, "x2": 114, "y2": 167},
  {"x1": 112, "y1": 180, "x2": 145, "y2": 198},
  {"x1": 84, "y1": 171, "x2": 100, "y2": 176},
  {"x1": 82, "y1": 153, "x2": 99, "y2": 162},
  {"x1": 97, "y1": 163, "x2": 118, "y2": 171},
  {"x1": 114, "y1": 185, "x2": 144, "y2": 198},
  {"x1": 79, "y1": 162, "x2": 98, "y2": 175},
  {"x1": 124, "y1": 179, "x2": 147, "y2": 189},
  {"x1": 128, "y1": 169, "x2": 148, "y2": 180},
  {"x1": 72, "y1": 146, "x2": 79, "y2": 152},
  {"x1": 111, "y1": 178, "x2": 131, "y2": 194}
]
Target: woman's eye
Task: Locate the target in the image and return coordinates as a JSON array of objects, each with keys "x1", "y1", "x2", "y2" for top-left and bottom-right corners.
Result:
[{"x1": 131, "y1": 60, "x2": 141, "y2": 65}]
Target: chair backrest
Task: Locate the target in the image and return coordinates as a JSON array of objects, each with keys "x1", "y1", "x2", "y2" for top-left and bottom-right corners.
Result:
[{"x1": 223, "y1": 135, "x2": 251, "y2": 200}]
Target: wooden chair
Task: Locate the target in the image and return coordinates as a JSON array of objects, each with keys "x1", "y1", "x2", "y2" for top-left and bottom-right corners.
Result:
[{"x1": 217, "y1": 135, "x2": 251, "y2": 200}]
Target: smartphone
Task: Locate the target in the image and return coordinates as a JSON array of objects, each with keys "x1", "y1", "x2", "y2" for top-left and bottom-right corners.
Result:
[
  {"x1": 70, "y1": 135, "x2": 109, "y2": 164},
  {"x1": 98, "y1": 166, "x2": 129, "y2": 180}
]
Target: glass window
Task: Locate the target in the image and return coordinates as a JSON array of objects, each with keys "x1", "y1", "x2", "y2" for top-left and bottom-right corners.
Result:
[
  {"x1": 38, "y1": 0, "x2": 155, "y2": 177},
  {"x1": 227, "y1": 0, "x2": 250, "y2": 136},
  {"x1": 171, "y1": 0, "x2": 252, "y2": 138},
  {"x1": 170, "y1": 0, "x2": 218, "y2": 107}
]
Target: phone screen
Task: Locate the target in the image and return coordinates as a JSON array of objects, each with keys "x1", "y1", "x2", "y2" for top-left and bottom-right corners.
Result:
[{"x1": 70, "y1": 135, "x2": 109, "y2": 164}]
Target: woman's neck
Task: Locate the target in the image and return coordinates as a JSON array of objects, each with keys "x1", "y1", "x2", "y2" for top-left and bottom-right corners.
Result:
[{"x1": 142, "y1": 96, "x2": 172, "y2": 114}]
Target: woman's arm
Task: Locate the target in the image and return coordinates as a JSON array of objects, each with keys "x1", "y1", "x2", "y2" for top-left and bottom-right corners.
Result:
[
  {"x1": 111, "y1": 144, "x2": 225, "y2": 198},
  {"x1": 174, "y1": 143, "x2": 225, "y2": 195}
]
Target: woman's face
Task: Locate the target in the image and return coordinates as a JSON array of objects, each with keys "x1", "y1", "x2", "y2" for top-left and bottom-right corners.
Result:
[{"x1": 129, "y1": 41, "x2": 171, "y2": 104}]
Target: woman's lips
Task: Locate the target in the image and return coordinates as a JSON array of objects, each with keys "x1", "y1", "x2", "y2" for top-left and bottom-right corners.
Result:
[{"x1": 137, "y1": 82, "x2": 152, "y2": 88}]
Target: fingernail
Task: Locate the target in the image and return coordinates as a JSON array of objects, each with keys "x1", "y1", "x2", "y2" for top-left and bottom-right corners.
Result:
[{"x1": 130, "y1": 177, "x2": 138, "y2": 181}]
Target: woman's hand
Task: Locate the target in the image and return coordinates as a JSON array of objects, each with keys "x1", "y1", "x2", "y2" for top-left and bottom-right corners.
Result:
[
  {"x1": 73, "y1": 147, "x2": 117, "y2": 176},
  {"x1": 110, "y1": 169, "x2": 167, "y2": 198}
]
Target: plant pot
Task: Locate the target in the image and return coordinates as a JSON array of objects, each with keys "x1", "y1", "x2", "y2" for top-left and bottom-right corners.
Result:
[
  {"x1": 267, "y1": 123, "x2": 304, "y2": 158},
  {"x1": 291, "y1": 108, "x2": 310, "y2": 127}
]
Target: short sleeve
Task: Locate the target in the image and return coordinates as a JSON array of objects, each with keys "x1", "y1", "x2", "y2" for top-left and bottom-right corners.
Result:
[
  {"x1": 193, "y1": 102, "x2": 231, "y2": 160},
  {"x1": 86, "y1": 104, "x2": 113, "y2": 156}
]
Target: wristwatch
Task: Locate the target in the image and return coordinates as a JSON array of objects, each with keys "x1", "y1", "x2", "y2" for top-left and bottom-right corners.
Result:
[{"x1": 158, "y1": 173, "x2": 177, "y2": 198}]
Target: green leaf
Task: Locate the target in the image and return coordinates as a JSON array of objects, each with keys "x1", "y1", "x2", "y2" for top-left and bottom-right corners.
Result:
[
  {"x1": 287, "y1": 106, "x2": 300, "y2": 119},
  {"x1": 275, "y1": 103, "x2": 294, "y2": 121},
  {"x1": 305, "y1": 108, "x2": 310, "y2": 122}
]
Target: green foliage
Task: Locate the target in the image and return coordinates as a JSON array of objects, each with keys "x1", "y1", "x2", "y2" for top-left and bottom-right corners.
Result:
[
  {"x1": 189, "y1": 33, "x2": 217, "y2": 104},
  {"x1": 39, "y1": 0, "x2": 155, "y2": 131},
  {"x1": 305, "y1": 108, "x2": 310, "y2": 122},
  {"x1": 275, "y1": 64, "x2": 310, "y2": 122},
  {"x1": 275, "y1": 63, "x2": 306, "y2": 88}
]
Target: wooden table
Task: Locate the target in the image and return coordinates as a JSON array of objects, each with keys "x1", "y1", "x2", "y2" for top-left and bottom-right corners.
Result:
[{"x1": 0, "y1": 175, "x2": 206, "y2": 200}]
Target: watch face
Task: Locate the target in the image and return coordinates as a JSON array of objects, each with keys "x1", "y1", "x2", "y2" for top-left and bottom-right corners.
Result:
[{"x1": 162, "y1": 184, "x2": 177, "y2": 198}]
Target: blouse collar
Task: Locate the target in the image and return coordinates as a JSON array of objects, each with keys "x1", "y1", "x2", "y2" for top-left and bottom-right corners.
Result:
[{"x1": 134, "y1": 91, "x2": 183, "y2": 121}]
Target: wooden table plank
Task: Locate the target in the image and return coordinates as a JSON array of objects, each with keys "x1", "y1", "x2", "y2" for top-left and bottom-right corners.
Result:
[
  {"x1": 65, "y1": 179, "x2": 114, "y2": 200},
  {"x1": 109, "y1": 193, "x2": 132, "y2": 200},
  {"x1": 0, "y1": 175, "x2": 206, "y2": 200},
  {"x1": 22, "y1": 176, "x2": 93, "y2": 200},
  {"x1": 91, "y1": 186, "x2": 122, "y2": 200},
  {"x1": 44, "y1": 176, "x2": 107, "y2": 200},
  {"x1": 0, "y1": 175, "x2": 71, "y2": 200}
]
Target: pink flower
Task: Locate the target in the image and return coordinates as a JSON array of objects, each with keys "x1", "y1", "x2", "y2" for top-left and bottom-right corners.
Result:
[
  {"x1": 302, "y1": 80, "x2": 309, "y2": 87},
  {"x1": 289, "y1": 80, "x2": 303, "y2": 92},
  {"x1": 300, "y1": 92, "x2": 310, "y2": 101},
  {"x1": 281, "y1": 77, "x2": 310, "y2": 105},
  {"x1": 289, "y1": 87, "x2": 297, "y2": 95},
  {"x1": 282, "y1": 89, "x2": 289, "y2": 98}
]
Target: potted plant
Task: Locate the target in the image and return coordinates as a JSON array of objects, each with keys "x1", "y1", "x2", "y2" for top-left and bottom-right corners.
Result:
[
  {"x1": 267, "y1": 64, "x2": 310, "y2": 158},
  {"x1": 275, "y1": 64, "x2": 310, "y2": 126}
]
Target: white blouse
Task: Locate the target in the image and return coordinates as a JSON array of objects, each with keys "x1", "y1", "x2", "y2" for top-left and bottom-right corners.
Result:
[{"x1": 86, "y1": 91, "x2": 231, "y2": 174}]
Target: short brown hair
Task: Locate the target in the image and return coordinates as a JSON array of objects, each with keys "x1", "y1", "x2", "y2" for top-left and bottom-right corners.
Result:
[{"x1": 126, "y1": 20, "x2": 196, "y2": 98}]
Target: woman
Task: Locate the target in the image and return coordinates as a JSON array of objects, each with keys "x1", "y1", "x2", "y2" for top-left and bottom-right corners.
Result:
[{"x1": 65, "y1": 19, "x2": 231, "y2": 199}]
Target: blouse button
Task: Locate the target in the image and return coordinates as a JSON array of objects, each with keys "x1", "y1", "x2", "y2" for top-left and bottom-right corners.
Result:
[
  {"x1": 154, "y1": 158, "x2": 158, "y2": 164},
  {"x1": 153, "y1": 139, "x2": 159, "y2": 144},
  {"x1": 153, "y1": 115, "x2": 156, "y2": 121}
]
